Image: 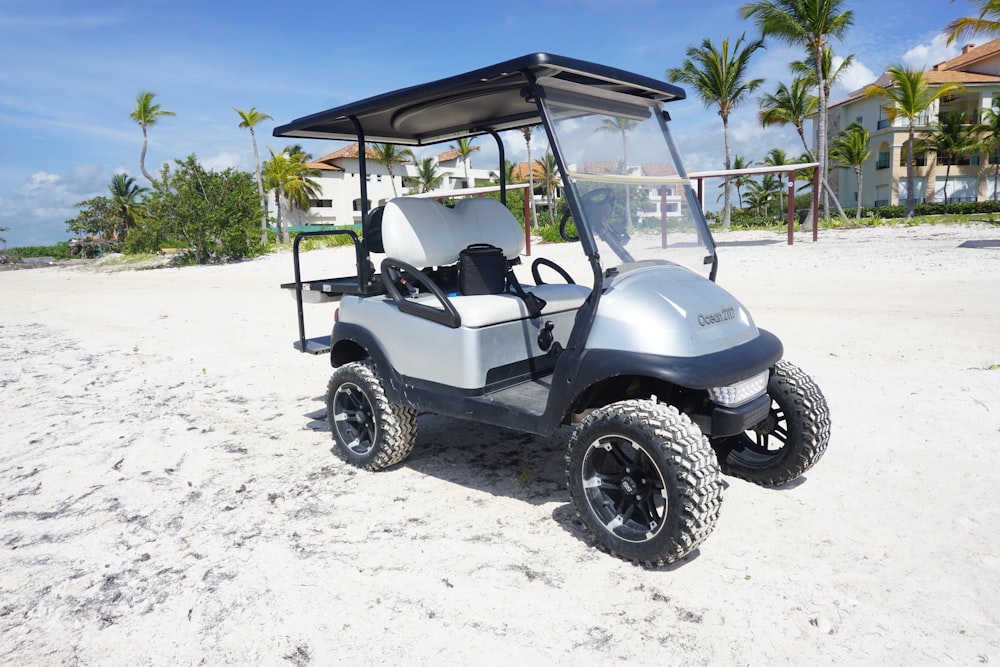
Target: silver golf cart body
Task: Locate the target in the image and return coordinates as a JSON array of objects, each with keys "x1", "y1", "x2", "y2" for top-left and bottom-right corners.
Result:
[{"x1": 275, "y1": 54, "x2": 829, "y2": 565}]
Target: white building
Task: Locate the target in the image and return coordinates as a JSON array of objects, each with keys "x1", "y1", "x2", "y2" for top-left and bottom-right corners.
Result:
[{"x1": 295, "y1": 144, "x2": 496, "y2": 227}]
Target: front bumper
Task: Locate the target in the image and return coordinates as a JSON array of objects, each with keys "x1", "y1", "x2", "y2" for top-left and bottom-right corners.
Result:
[{"x1": 692, "y1": 393, "x2": 771, "y2": 437}]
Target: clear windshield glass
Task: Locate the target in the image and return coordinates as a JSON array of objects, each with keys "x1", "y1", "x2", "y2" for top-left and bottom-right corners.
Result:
[{"x1": 537, "y1": 78, "x2": 716, "y2": 278}]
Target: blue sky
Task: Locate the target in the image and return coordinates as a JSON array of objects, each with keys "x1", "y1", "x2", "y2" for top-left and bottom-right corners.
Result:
[{"x1": 0, "y1": 0, "x2": 978, "y2": 246}]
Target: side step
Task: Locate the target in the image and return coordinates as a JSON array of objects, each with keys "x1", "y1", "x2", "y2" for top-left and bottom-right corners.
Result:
[{"x1": 293, "y1": 336, "x2": 332, "y2": 355}]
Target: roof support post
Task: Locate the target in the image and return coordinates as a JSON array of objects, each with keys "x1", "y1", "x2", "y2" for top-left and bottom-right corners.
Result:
[{"x1": 787, "y1": 170, "x2": 795, "y2": 246}]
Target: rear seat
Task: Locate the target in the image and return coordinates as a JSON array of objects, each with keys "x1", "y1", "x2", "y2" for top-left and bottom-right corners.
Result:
[{"x1": 378, "y1": 197, "x2": 589, "y2": 327}]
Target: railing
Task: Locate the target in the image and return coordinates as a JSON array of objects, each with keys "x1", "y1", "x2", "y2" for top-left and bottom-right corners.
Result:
[
  {"x1": 943, "y1": 195, "x2": 978, "y2": 203},
  {"x1": 874, "y1": 199, "x2": 889, "y2": 207},
  {"x1": 877, "y1": 119, "x2": 891, "y2": 130},
  {"x1": 899, "y1": 156, "x2": 927, "y2": 167}
]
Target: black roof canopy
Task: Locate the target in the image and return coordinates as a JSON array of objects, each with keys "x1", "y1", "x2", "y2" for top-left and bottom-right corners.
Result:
[{"x1": 273, "y1": 53, "x2": 686, "y2": 146}]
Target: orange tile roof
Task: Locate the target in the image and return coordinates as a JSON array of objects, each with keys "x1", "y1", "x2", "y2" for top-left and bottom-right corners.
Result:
[
  {"x1": 318, "y1": 143, "x2": 378, "y2": 160},
  {"x1": 513, "y1": 162, "x2": 541, "y2": 181},
  {"x1": 580, "y1": 160, "x2": 618, "y2": 175},
  {"x1": 641, "y1": 162, "x2": 677, "y2": 177},
  {"x1": 933, "y1": 37, "x2": 1000, "y2": 72},
  {"x1": 437, "y1": 149, "x2": 461, "y2": 162},
  {"x1": 304, "y1": 161, "x2": 344, "y2": 172}
]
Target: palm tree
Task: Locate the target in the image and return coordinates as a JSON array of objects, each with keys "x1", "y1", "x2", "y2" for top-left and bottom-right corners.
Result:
[
  {"x1": 413, "y1": 156, "x2": 444, "y2": 193},
  {"x1": 760, "y1": 148, "x2": 792, "y2": 214},
  {"x1": 741, "y1": 0, "x2": 854, "y2": 224},
  {"x1": 829, "y1": 122, "x2": 872, "y2": 224},
  {"x1": 790, "y1": 45, "x2": 855, "y2": 105},
  {"x1": 107, "y1": 173, "x2": 148, "y2": 244},
  {"x1": 667, "y1": 33, "x2": 765, "y2": 229},
  {"x1": 263, "y1": 147, "x2": 320, "y2": 243},
  {"x1": 864, "y1": 65, "x2": 965, "y2": 217},
  {"x1": 521, "y1": 126, "x2": 539, "y2": 228},
  {"x1": 129, "y1": 91, "x2": 176, "y2": 183},
  {"x1": 975, "y1": 100, "x2": 1000, "y2": 200},
  {"x1": 745, "y1": 176, "x2": 780, "y2": 216},
  {"x1": 234, "y1": 107, "x2": 273, "y2": 244},
  {"x1": 922, "y1": 109, "x2": 978, "y2": 205},
  {"x1": 449, "y1": 138, "x2": 480, "y2": 188},
  {"x1": 945, "y1": 0, "x2": 1000, "y2": 44},
  {"x1": 595, "y1": 116, "x2": 639, "y2": 226},
  {"x1": 535, "y1": 151, "x2": 561, "y2": 224},
  {"x1": 758, "y1": 77, "x2": 818, "y2": 154},
  {"x1": 727, "y1": 154, "x2": 754, "y2": 209},
  {"x1": 371, "y1": 143, "x2": 414, "y2": 197}
]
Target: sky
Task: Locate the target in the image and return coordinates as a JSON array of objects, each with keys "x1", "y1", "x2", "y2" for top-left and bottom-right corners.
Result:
[{"x1": 0, "y1": 0, "x2": 981, "y2": 247}]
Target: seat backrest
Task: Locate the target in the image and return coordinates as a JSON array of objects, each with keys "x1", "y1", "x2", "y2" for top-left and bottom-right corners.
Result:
[{"x1": 381, "y1": 197, "x2": 524, "y2": 267}]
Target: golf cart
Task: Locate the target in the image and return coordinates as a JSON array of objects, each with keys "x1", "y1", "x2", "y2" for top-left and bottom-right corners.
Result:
[{"x1": 275, "y1": 53, "x2": 830, "y2": 566}]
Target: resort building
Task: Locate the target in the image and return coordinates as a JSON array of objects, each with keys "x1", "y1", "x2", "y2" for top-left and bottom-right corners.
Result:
[
  {"x1": 829, "y1": 38, "x2": 1000, "y2": 208},
  {"x1": 293, "y1": 144, "x2": 495, "y2": 227},
  {"x1": 289, "y1": 145, "x2": 681, "y2": 228}
]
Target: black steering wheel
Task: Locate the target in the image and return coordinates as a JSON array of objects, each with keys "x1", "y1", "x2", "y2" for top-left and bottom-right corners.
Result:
[
  {"x1": 560, "y1": 187, "x2": 617, "y2": 242},
  {"x1": 531, "y1": 257, "x2": 575, "y2": 285}
]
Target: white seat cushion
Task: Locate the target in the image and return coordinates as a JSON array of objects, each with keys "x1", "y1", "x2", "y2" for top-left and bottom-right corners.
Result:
[{"x1": 381, "y1": 197, "x2": 524, "y2": 267}]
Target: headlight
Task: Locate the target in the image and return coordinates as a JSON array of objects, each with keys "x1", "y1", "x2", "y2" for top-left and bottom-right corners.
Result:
[{"x1": 708, "y1": 370, "x2": 769, "y2": 407}]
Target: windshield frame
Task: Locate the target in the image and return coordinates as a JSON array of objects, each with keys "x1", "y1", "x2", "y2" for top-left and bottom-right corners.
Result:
[{"x1": 534, "y1": 77, "x2": 718, "y2": 282}]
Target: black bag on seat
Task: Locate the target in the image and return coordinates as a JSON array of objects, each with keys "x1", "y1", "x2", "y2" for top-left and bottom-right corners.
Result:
[{"x1": 458, "y1": 244, "x2": 508, "y2": 295}]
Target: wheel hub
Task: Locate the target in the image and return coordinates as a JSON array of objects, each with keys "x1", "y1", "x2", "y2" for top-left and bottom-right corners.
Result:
[{"x1": 621, "y1": 476, "x2": 638, "y2": 495}]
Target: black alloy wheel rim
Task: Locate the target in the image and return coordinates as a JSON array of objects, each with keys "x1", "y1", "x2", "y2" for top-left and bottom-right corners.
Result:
[
  {"x1": 332, "y1": 382, "x2": 377, "y2": 456},
  {"x1": 581, "y1": 435, "x2": 667, "y2": 543},
  {"x1": 746, "y1": 403, "x2": 788, "y2": 454}
]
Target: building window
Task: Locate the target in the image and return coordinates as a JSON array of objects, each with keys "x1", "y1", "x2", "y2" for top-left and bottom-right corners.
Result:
[
  {"x1": 855, "y1": 116, "x2": 863, "y2": 125},
  {"x1": 352, "y1": 198, "x2": 371, "y2": 211},
  {"x1": 876, "y1": 152, "x2": 891, "y2": 170},
  {"x1": 309, "y1": 199, "x2": 332, "y2": 208}
]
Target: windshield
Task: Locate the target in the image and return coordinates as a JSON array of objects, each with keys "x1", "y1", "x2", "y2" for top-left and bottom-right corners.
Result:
[{"x1": 537, "y1": 78, "x2": 716, "y2": 279}]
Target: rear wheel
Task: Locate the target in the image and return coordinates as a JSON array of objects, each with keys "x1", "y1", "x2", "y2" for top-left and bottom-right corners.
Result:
[
  {"x1": 566, "y1": 400, "x2": 723, "y2": 566},
  {"x1": 326, "y1": 360, "x2": 417, "y2": 470},
  {"x1": 714, "y1": 360, "x2": 830, "y2": 487}
]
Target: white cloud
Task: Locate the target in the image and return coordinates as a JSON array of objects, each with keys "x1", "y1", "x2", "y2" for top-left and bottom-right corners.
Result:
[
  {"x1": 833, "y1": 57, "x2": 878, "y2": 97},
  {"x1": 202, "y1": 151, "x2": 245, "y2": 172},
  {"x1": 0, "y1": 165, "x2": 110, "y2": 246},
  {"x1": 901, "y1": 33, "x2": 960, "y2": 70}
]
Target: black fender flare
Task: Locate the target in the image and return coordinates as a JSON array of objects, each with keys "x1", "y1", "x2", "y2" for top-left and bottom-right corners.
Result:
[
  {"x1": 565, "y1": 328, "x2": 783, "y2": 400},
  {"x1": 329, "y1": 322, "x2": 407, "y2": 404}
]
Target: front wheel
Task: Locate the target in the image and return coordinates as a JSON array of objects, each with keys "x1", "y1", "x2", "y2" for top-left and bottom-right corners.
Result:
[
  {"x1": 713, "y1": 360, "x2": 831, "y2": 487},
  {"x1": 326, "y1": 360, "x2": 417, "y2": 470},
  {"x1": 566, "y1": 400, "x2": 723, "y2": 566}
]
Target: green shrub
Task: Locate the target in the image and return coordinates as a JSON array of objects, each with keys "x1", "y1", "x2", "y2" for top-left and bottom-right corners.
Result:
[{"x1": 10, "y1": 242, "x2": 72, "y2": 260}]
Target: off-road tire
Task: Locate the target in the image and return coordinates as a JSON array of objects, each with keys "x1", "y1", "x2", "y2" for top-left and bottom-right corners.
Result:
[
  {"x1": 714, "y1": 360, "x2": 830, "y2": 487},
  {"x1": 566, "y1": 400, "x2": 723, "y2": 566},
  {"x1": 326, "y1": 360, "x2": 418, "y2": 471}
]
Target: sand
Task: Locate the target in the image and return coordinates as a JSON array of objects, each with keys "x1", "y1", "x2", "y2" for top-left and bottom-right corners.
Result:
[{"x1": 1, "y1": 223, "x2": 999, "y2": 665}]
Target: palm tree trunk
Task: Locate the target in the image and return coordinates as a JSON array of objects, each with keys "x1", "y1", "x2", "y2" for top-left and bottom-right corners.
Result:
[
  {"x1": 944, "y1": 163, "x2": 952, "y2": 205},
  {"x1": 906, "y1": 124, "x2": 916, "y2": 218},
  {"x1": 722, "y1": 115, "x2": 732, "y2": 230},
  {"x1": 139, "y1": 126, "x2": 152, "y2": 182},
  {"x1": 387, "y1": 163, "x2": 398, "y2": 197},
  {"x1": 251, "y1": 129, "x2": 268, "y2": 244},
  {"x1": 855, "y1": 168, "x2": 863, "y2": 225},
  {"x1": 814, "y1": 44, "x2": 829, "y2": 224}
]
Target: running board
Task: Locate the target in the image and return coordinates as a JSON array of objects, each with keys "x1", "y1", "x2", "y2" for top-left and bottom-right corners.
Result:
[{"x1": 293, "y1": 336, "x2": 332, "y2": 355}]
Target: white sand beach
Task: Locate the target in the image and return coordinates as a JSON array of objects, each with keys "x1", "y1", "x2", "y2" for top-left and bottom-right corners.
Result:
[{"x1": 2, "y1": 223, "x2": 999, "y2": 665}]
